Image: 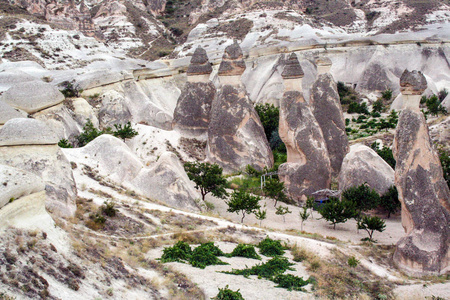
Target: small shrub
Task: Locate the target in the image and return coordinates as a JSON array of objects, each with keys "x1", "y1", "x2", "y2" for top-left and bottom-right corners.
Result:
[
  {"x1": 59, "y1": 80, "x2": 83, "y2": 98},
  {"x1": 380, "y1": 186, "x2": 400, "y2": 218},
  {"x1": 347, "y1": 256, "x2": 360, "y2": 267},
  {"x1": 291, "y1": 245, "x2": 310, "y2": 262},
  {"x1": 112, "y1": 122, "x2": 138, "y2": 141},
  {"x1": 358, "y1": 215, "x2": 386, "y2": 242},
  {"x1": 257, "y1": 237, "x2": 285, "y2": 256},
  {"x1": 273, "y1": 274, "x2": 311, "y2": 291},
  {"x1": 160, "y1": 241, "x2": 192, "y2": 263},
  {"x1": 101, "y1": 200, "x2": 117, "y2": 217},
  {"x1": 225, "y1": 256, "x2": 293, "y2": 279},
  {"x1": 213, "y1": 285, "x2": 245, "y2": 300},
  {"x1": 77, "y1": 119, "x2": 103, "y2": 147},
  {"x1": 58, "y1": 138, "x2": 73, "y2": 148},
  {"x1": 190, "y1": 242, "x2": 227, "y2": 269},
  {"x1": 381, "y1": 89, "x2": 392, "y2": 101},
  {"x1": 229, "y1": 244, "x2": 261, "y2": 260}
]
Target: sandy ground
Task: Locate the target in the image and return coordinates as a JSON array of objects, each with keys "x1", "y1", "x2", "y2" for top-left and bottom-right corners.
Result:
[{"x1": 205, "y1": 192, "x2": 405, "y2": 246}]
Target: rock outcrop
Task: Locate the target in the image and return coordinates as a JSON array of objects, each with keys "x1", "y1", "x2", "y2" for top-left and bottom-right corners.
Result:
[
  {"x1": 393, "y1": 69, "x2": 450, "y2": 276},
  {"x1": 64, "y1": 135, "x2": 202, "y2": 211},
  {"x1": 278, "y1": 53, "x2": 331, "y2": 201},
  {"x1": 206, "y1": 42, "x2": 273, "y2": 173},
  {"x1": 310, "y1": 57, "x2": 349, "y2": 176},
  {"x1": 173, "y1": 47, "x2": 215, "y2": 137},
  {"x1": 0, "y1": 81, "x2": 65, "y2": 114},
  {"x1": 338, "y1": 144, "x2": 395, "y2": 195},
  {"x1": 0, "y1": 118, "x2": 77, "y2": 217},
  {"x1": 98, "y1": 91, "x2": 132, "y2": 129},
  {"x1": 0, "y1": 101, "x2": 26, "y2": 125},
  {"x1": 0, "y1": 164, "x2": 45, "y2": 209}
]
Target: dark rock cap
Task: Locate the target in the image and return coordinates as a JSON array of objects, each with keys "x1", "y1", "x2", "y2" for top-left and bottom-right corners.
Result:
[
  {"x1": 187, "y1": 47, "x2": 213, "y2": 76},
  {"x1": 218, "y1": 41, "x2": 246, "y2": 76},
  {"x1": 282, "y1": 53, "x2": 304, "y2": 79},
  {"x1": 400, "y1": 69, "x2": 427, "y2": 94}
]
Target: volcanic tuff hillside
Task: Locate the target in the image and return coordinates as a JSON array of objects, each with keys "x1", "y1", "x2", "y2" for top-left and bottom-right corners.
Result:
[{"x1": 0, "y1": 0, "x2": 450, "y2": 299}]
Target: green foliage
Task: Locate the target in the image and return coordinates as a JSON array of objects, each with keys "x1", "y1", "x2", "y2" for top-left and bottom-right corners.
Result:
[
  {"x1": 380, "y1": 186, "x2": 400, "y2": 218},
  {"x1": 263, "y1": 178, "x2": 292, "y2": 206},
  {"x1": 381, "y1": 89, "x2": 392, "y2": 101},
  {"x1": 318, "y1": 197, "x2": 356, "y2": 230},
  {"x1": 229, "y1": 244, "x2": 261, "y2": 260},
  {"x1": 358, "y1": 215, "x2": 386, "y2": 242},
  {"x1": 58, "y1": 138, "x2": 73, "y2": 148},
  {"x1": 225, "y1": 256, "x2": 293, "y2": 279},
  {"x1": 254, "y1": 103, "x2": 280, "y2": 147},
  {"x1": 101, "y1": 200, "x2": 117, "y2": 217},
  {"x1": 273, "y1": 274, "x2": 311, "y2": 291},
  {"x1": 275, "y1": 205, "x2": 292, "y2": 222},
  {"x1": 370, "y1": 142, "x2": 396, "y2": 169},
  {"x1": 347, "y1": 256, "x2": 360, "y2": 268},
  {"x1": 257, "y1": 237, "x2": 285, "y2": 257},
  {"x1": 299, "y1": 206, "x2": 310, "y2": 231},
  {"x1": 348, "y1": 102, "x2": 369, "y2": 114},
  {"x1": 244, "y1": 165, "x2": 261, "y2": 177},
  {"x1": 184, "y1": 161, "x2": 228, "y2": 201},
  {"x1": 438, "y1": 148, "x2": 450, "y2": 189},
  {"x1": 59, "y1": 80, "x2": 83, "y2": 98},
  {"x1": 337, "y1": 81, "x2": 353, "y2": 104},
  {"x1": 372, "y1": 99, "x2": 384, "y2": 113},
  {"x1": 213, "y1": 285, "x2": 245, "y2": 300},
  {"x1": 254, "y1": 206, "x2": 267, "y2": 226},
  {"x1": 112, "y1": 122, "x2": 138, "y2": 141},
  {"x1": 160, "y1": 241, "x2": 192, "y2": 263},
  {"x1": 190, "y1": 242, "x2": 227, "y2": 269},
  {"x1": 342, "y1": 184, "x2": 380, "y2": 216},
  {"x1": 438, "y1": 89, "x2": 448, "y2": 102},
  {"x1": 226, "y1": 189, "x2": 261, "y2": 223},
  {"x1": 272, "y1": 150, "x2": 287, "y2": 171},
  {"x1": 77, "y1": 119, "x2": 103, "y2": 147},
  {"x1": 425, "y1": 94, "x2": 448, "y2": 116}
]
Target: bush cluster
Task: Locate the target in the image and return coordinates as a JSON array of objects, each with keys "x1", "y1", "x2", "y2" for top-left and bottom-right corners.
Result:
[{"x1": 257, "y1": 237, "x2": 285, "y2": 257}]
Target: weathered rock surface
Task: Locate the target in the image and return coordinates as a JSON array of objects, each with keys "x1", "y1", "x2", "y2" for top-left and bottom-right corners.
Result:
[
  {"x1": 0, "y1": 164, "x2": 45, "y2": 209},
  {"x1": 0, "y1": 101, "x2": 26, "y2": 125},
  {"x1": 0, "y1": 81, "x2": 65, "y2": 114},
  {"x1": 278, "y1": 90, "x2": 331, "y2": 200},
  {"x1": 76, "y1": 70, "x2": 133, "y2": 91},
  {"x1": 430, "y1": 116, "x2": 450, "y2": 152},
  {"x1": 310, "y1": 73, "x2": 349, "y2": 176},
  {"x1": 218, "y1": 41, "x2": 246, "y2": 76},
  {"x1": 441, "y1": 93, "x2": 450, "y2": 112},
  {"x1": 186, "y1": 47, "x2": 213, "y2": 76},
  {"x1": 64, "y1": 135, "x2": 202, "y2": 211},
  {"x1": 338, "y1": 144, "x2": 394, "y2": 195},
  {"x1": 393, "y1": 71, "x2": 450, "y2": 275},
  {"x1": 173, "y1": 82, "x2": 216, "y2": 137},
  {"x1": 207, "y1": 84, "x2": 273, "y2": 173},
  {"x1": 0, "y1": 118, "x2": 59, "y2": 146},
  {"x1": 98, "y1": 91, "x2": 132, "y2": 129},
  {"x1": 0, "y1": 70, "x2": 38, "y2": 92}
]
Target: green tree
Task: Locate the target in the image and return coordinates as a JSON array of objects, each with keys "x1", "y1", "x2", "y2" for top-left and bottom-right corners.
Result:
[
  {"x1": 275, "y1": 205, "x2": 291, "y2": 223},
  {"x1": 58, "y1": 138, "x2": 73, "y2": 148},
  {"x1": 370, "y1": 142, "x2": 396, "y2": 169},
  {"x1": 299, "y1": 206, "x2": 310, "y2": 231},
  {"x1": 372, "y1": 99, "x2": 384, "y2": 113},
  {"x1": 263, "y1": 178, "x2": 290, "y2": 207},
  {"x1": 426, "y1": 94, "x2": 447, "y2": 116},
  {"x1": 381, "y1": 89, "x2": 392, "y2": 101},
  {"x1": 318, "y1": 197, "x2": 356, "y2": 230},
  {"x1": 113, "y1": 122, "x2": 138, "y2": 141},
  {"x1": 357, "y1": 215, "x2": 386, "y2": 242},
  {"x1": 380, "y1": 186, "x2": 400, "y2": 218},
  {"x1": 254, "y1": 103, "x2": 279, "y2": 142},
  {"x1": 254, "y1": 205, "x2": 267, "y2": 226},
  {"x1": 226, "y1": 189, "x2": 261, "y2": 223},
  {"x1": 305, "y1": 196, "x2": 315, "y2": 218},
  {"x1": 184, "y1": 162, "x2": 228, "y2": 202},
  {"x1": 77, "y1": 119, "x2": 103, "y2": 147},
  {"x1": 438, "y1": 148, "x2": 450, "y2": 189},
  {"x1": 342, "y1": 183, "x2": 381, "y2": 217}
]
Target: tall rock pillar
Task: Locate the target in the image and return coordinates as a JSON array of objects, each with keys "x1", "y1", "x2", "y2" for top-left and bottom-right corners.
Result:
[
  {"x1": 172, "y1": 47, "x2": 215, "y2": 137},
  {"x1": 206, "y1": 41, "x2": 273, "y2": 174},
  {"x1": 393, "y1": 69, "x2": 450, "y2": 276},
  {"x1": 278, "y1": 53, "x2": 331, "y2": 202},
  {"x1": 310, "y1": 57, "x2": 349, "y2": 176}
]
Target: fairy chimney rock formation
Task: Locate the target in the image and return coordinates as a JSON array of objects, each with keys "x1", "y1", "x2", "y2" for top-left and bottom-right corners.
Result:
[
  {"x1": 393, "y1": 69, "x2": 450, "y2": 276},
  {"x1": 315, "y1": 56, "x2": 332, "y2": 74},
  {"x1": 217, "y1": 41, "x2": 246, "y2": 86},
  {"x1": 310, "y1": 58, "x2": 349, "y2": 176},
  {"x1": 399, "y1": 69, "x2": 428, "y2": 110},
  {"x1": 206, "y1": 42, "x2": 273, "y2": 173},
  {"x1": 173, "y1": 47, "x2": 215, "y2": 137},
  {"x1": 281, "y1": 53, "x2": 304, "y2": 91},
  {"x1": 186, "y1": 47, "x2": 213, "y2": 83},
  {"x1": 278, "y1": 53, "x2": 331, "y2": 201}
]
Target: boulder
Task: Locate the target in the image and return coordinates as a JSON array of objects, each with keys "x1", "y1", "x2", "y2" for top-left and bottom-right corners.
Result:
[
  {"x1": 338, "y1": 144, "x2": 394, "y2": 195},
  {"x1": 310, "y1": 73, "x2": 349, "y2": 176},
  {"x1": 0, "y1": 81, "x2": 65, "y2": 114},
  {"x1": 278, "y1": 90, "x2": 331, "y2": 200},
  {"x1": 0, "y1": 101, "x2": 26, "y2": 125},
  {"x1": 0, "y1": 70, "x2": 37, "y2": 92},
  {"x1": 207, "y1": 85, "x2": 274, "y2": 173},
  {"x1": 0, "y1": 118, "x2": 59, "y2": 146},
  {"x1": 393, "y1": 70, "x2": 450, "y2": 276},
  {"x1": 64, "y1": 135, "x2": 202, "y2": 211},
  {"x1": 172, "y1": 82, "x2": 216, "y2": 137},
  {"x1": 0, "y1": 164, "x2": 45, "y2": 209},
  {"x1": 98, "y1": 91, "x2": 132, "y2": 129}
]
